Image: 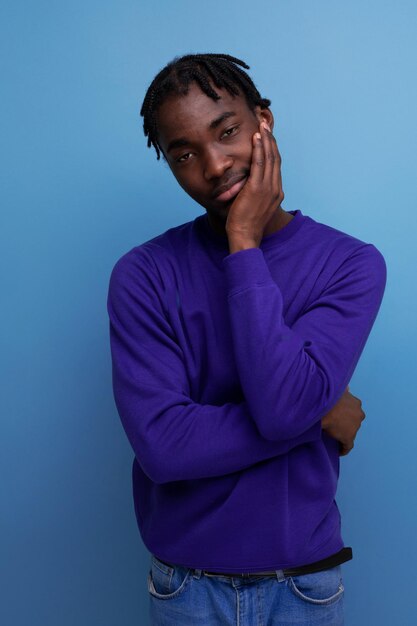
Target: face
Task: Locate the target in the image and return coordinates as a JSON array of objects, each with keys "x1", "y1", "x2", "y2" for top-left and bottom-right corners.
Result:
[{"x1": 155, "y1": 82, "x2": 274, "y2": 233}]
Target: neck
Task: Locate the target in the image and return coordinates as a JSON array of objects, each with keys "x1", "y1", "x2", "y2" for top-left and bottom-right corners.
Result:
[{"x1": 263, "y1": 207, "x2": 294, "y2": 236}]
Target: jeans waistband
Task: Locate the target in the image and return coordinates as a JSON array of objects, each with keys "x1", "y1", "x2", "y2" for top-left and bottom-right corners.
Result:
[{"x1": 194, "y1": 547, "x2": 353, "y2": 579}]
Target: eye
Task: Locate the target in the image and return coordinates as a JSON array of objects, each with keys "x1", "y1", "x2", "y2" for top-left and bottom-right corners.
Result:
[
  {"x1": 221, "y1": 125, "x2": 240, "y2": 139},
  {"x1": 177, "y1": 152, "x2": 193, "y2": 163}
]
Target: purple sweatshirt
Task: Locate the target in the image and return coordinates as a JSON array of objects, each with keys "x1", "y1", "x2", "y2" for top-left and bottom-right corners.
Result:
[{"x1": 107, "y1": 209, "x2": 387, "y2": 573}]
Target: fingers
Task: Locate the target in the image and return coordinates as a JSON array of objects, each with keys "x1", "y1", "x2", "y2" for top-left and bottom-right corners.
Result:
[
  {"x1": 259, "y1": 122, "x2": 283, "y2": 203},
  {"x1": 248, "y1": 131, "x2": 265, "y2": 186},
  {"x1": 248, "y1": 121, "x2": 284, "y2": 207},
  {"x1": 350, "y1": 393, "x2": 366, "y2": 422},
  {"x1": 250, "y1": 122, "x2": 280, "y2": 173},
  {"x1": 259, "y1": 122, "x2": 272, "y2": 181},
  {"x1": 339, "y1": 441, "x2": 354, "y2": 456}
]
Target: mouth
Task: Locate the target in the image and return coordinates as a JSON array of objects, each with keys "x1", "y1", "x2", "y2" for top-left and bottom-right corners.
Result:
[{"x1": 213, "y1": 175, "x2": 248, "y2": 203}]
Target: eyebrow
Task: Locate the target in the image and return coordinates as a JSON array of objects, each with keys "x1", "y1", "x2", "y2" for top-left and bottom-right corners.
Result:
[
  {"x1": 166, "y1": 111, "x2": 237, "y2": 154},
  {"x1": 209, "y1": 110, "x2": 236, "y2": 129}
]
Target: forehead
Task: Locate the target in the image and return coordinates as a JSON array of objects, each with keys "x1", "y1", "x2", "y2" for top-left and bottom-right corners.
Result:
[{"x1": 155, "y1": 82, "x2": 252, "y2": 140}]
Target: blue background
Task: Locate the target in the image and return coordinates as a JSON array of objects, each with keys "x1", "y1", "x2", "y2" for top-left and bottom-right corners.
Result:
[{"x1": 1, "y1": 1, "x2": 416, "y2": 624}]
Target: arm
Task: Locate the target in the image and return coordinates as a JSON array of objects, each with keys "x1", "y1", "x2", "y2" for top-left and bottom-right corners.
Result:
[
  {"x1": 223, "y1": 121, "x2": 387, "y2": 441},
  {"x1": 223, "y1": 244, "x2": 386, "y2": 441},
  {"x1": 107, "y1": 249, "x2": 322, "y2": 485}
]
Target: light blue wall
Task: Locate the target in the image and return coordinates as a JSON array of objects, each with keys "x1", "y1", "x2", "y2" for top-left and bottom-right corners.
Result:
[{"x1": 2, "y1": 1, "x2": 416, "y2": 624}]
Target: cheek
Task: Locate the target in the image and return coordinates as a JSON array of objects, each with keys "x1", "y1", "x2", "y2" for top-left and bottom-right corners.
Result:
[
  {"x1": 174, "y1": 170, "x2": 204, "y2": 197},
  {"x1": 235, "y1": 131, "x2": 255, "y2": 161}
]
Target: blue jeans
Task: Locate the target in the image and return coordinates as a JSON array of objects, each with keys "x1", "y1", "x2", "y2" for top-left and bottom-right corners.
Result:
[{"x1": 147, "y1": 554, "x2": 344, "y2": 625}]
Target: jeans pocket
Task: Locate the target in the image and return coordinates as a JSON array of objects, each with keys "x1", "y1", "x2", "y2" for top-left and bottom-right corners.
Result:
[
  {"x1": 147, "y1": 555, "x2": 192, "y2": 600},
  {"x1": 288, "y1": 565, "x2": 344, "y2": 605}
]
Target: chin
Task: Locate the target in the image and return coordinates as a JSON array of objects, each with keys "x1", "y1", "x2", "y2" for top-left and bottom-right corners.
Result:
[
  {"x1": 210, "y1": 206, "x2": 230, "y2": 220},
  {"x1": 213, "y1": 199, "x2": 233, "y2": 211}
]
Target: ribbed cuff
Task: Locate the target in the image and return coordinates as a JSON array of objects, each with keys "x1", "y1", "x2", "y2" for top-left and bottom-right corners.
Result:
[{"x1": 222, "y1": 248, "x2": 273, "y2": 295}]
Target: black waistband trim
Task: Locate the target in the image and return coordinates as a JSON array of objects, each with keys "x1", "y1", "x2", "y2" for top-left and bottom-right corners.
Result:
[
  {"x1": 282, "y1": 546, "x2": 353, "y2": 577},
  {"x1": 157, "y1": 546, "x2": 353, "y2": 578}
]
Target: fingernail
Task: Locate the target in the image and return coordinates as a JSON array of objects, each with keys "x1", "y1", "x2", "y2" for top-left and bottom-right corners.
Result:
[{"x1": 255, "y1": 132, "x2": 261, "y2": 140}]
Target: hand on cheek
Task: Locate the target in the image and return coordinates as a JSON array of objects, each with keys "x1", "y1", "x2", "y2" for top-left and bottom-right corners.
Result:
[{"x1": 225, "y1": 120, "x2": 284, "y2": 247}]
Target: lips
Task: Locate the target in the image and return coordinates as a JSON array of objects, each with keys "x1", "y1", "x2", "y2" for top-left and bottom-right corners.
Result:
[{"x1": 213, "y1": 175, "x2": 247, "y2": 202}]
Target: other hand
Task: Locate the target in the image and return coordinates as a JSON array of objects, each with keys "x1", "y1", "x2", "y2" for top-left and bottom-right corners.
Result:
[{"x1": 321, "y1": 386, "x2": 366, "y2": 456}]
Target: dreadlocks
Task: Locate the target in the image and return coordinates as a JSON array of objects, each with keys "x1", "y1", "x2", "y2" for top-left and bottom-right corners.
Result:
[{"x1": 140, "y1": 53, "x2": 271, "y2": 160}]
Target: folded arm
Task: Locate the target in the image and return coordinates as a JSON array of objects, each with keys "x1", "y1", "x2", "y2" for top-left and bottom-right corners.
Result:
[
  {"x1": 223, "y1": 244, "x2": 387, "y2": 441},
  {"x1": 107, "y1": 249, "x2": 321, "y2": 485}
]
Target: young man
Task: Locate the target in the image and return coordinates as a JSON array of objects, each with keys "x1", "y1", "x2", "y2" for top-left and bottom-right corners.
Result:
[{"x1": 107, "y1": 53, "x2": 387, "y2": 625}]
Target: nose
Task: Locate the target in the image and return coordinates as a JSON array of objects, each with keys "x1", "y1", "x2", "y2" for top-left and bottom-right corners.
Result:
[{"x1": 203, "y1": 146, "x2": 233, "y2": 181}]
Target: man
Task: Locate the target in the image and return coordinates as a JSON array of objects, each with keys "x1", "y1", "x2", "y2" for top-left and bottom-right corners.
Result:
[{"x1": 107, "y1": 53, "x2": 386, "y2": 625}]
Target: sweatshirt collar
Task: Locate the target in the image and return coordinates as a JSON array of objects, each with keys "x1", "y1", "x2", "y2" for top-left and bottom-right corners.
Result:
[{"x1": 196, "y1": 209, "x2": 306, "y2": 250}]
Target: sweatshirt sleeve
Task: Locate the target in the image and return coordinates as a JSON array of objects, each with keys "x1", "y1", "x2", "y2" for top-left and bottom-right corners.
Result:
[
  {"x1": 106, "y1": 248, "x2": 322, "y2": 485},
  {"x1": 222, "y1": 243, "x2": 387, "y2": 441}
]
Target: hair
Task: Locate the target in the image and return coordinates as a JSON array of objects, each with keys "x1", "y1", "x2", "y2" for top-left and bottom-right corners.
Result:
[{"x1": 140, "y1": 53, "x2": 271, "y2": 160}]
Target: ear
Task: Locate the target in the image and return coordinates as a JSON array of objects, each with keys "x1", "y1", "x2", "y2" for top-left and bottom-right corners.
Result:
[{"x1": 254, "y1": 106, "x2": 275, "y2": 132}]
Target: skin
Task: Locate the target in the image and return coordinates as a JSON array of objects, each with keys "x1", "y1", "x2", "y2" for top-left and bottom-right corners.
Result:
[{"x1": 155, "y1": 82, "x2": 365, "y2": 455}]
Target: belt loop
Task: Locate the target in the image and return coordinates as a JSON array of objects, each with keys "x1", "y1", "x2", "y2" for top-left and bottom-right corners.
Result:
[
  {"x1": 275, "y1": 569, "x2": 286, "y2": 582},
  {"x1": 192, "y1": 568, "x2": 203, "y2": 579}
]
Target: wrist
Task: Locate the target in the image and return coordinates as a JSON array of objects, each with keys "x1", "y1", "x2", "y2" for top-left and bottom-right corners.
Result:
[
  {"x1": 226, "y1": 230, "x2": 260, "y2": 253},
  {"x1": 228, "y1": 239, "x2": 259, "y2": 253}
]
